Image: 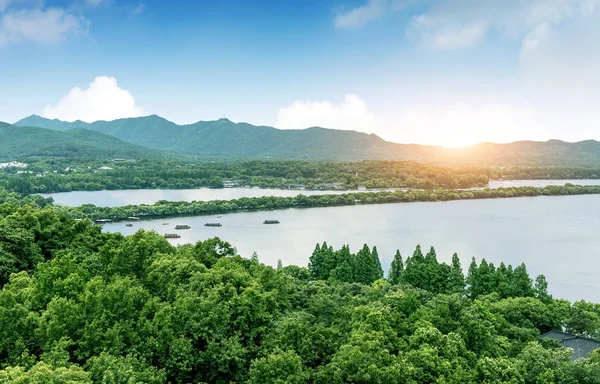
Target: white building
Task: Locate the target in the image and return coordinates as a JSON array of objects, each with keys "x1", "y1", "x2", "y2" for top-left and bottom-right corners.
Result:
[{"x1": 0, "y1": 161, "x2": 28, "y2": 169}]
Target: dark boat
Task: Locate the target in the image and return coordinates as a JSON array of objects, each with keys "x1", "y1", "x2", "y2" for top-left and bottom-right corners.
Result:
[
  {"x1": 125, "y1": 223, "x2": 133, "y2": 227},
  {"x1": 204, "y1": 223, "x2": 222, "y2": 227},
  {"x1": 164, "y1": 233, "x2": 181, "y2": 239},
  {"x1": 263, "y1": 220, "x2": 280, "y2": 224},
  {"x1": 175, "y1": 225, "x2": 191, "y2": 230}
]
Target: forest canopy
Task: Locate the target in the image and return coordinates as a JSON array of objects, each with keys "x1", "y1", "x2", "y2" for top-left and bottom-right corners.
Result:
[{"x1": 1, "y1": 202, "x2": 600, "y2": 383}]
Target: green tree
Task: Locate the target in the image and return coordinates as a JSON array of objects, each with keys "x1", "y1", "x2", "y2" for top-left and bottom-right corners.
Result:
[
  {"x1": 448, "y1": 253, "x2": 465, "y2": 294},
  {"x1": 388, "y1": 250, "x2": 403, "y2": 285},
  {"x1": 248, "y1": 350, "x2": 305, "y2": 384}
]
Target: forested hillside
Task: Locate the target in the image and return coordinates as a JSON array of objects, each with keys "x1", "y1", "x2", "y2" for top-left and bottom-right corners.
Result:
[
  {"x1": 0, "y1": 122, "x2": 171, "y2": 161},
  {"x1": 15, "y1": 115, "x2": 600, "y2": 166},
  {"x1": 1, "y1": 201, "x2": 600, "y2": 383}
]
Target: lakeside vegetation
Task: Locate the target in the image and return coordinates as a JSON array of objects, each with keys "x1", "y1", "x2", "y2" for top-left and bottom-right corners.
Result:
[
  {"x1": 5, "y1": 157, "x2": 600, "y2": 196},
  {"x1": 1, "y1": 159, "x2": 491, "y2": 194},
  {"x1": 0, "y1": 203, "x2": 600, "y2": 382},
  {"x1": 63, "y1": 184, "x2": 600, "y2": 221}
]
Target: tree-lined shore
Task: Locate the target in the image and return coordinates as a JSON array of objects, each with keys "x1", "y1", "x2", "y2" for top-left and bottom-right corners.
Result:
[{"x1": 63, "y1": 184, "x2": 600, "y2": 221}]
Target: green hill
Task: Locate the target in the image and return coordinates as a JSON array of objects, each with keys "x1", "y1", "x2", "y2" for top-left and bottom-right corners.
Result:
[
  {"x1": 14, "y1": 115, "x2": 600, "y2": 166},
  {"x1": 0, "y1": 122, "x2": 172, "y2": 161}
]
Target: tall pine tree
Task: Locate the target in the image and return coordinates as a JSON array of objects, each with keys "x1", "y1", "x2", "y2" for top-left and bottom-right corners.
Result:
[
  {"x1": 447, "y1": 253, "x2": 465, "y2": 294},
  {"x1": 353, "y1": 244, "x2": 376, "y2": 285},
  {"x1": 371, "y1": 246, "x2": 384, "y2": 281},
  {"x1": 388, "y1": 249, "x2": 404, "y2": 285}
]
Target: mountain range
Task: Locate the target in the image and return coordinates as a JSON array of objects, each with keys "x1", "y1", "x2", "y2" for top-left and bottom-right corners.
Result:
[
  {"x1": 0, "y1": 121, "x2": 173, "y2": 160},
  {"x1": 7, "y1": 114, "x2": 600, "y2": 166}
]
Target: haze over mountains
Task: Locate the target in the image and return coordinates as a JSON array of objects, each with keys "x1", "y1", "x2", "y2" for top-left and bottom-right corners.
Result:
[{"x1": 7, "y1": 114, "x2": 600, "y2": 166}]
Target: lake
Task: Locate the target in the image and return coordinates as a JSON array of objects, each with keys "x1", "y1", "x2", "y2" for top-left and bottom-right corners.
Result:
[
  {"x1": 102, "y1": 194, "x2": 600, "y2": 302},
  {"x1": 43, "y1": 179, "x2": 600, "y2": 207},
  {"x1": 43, "y1": 187, "x2": 353, "y2": 207}
]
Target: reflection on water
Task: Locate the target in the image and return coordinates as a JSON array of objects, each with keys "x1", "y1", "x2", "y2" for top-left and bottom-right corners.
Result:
[
  {"x1": 102, "y1": 194, "x2": 600, "y2": 302},
  {"x1": 43, "y1": 179, "x2": 600, "y2": 207}
]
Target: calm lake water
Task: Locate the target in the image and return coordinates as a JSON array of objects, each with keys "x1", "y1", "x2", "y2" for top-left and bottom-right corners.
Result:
[
  {"x1": 44, "y1": 179, "x2": 600, "y2": 207},
  {"x1": 102, "y1": 194, "x2": 600, "y2": 302}
]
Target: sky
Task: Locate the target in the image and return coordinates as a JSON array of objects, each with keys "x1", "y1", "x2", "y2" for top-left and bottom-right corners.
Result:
[{"x1": 0, "y1": 0, "x2": 599, "y2": 146}]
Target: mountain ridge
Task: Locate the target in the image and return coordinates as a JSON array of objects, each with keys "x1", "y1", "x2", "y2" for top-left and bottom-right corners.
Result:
[
  {"x1": 12, "y1": 114, "x2": 600, "y2": 166},
  {"x1": 0, "y1": 121, "x2": 178, "y2": 161}
]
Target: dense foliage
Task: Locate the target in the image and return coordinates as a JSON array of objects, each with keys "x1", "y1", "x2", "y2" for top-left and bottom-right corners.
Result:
[
  {"x1": 0, "y1": 159, "x2": 490, "y2": 194},
  {"x1": 1, "y1": 203, "x2": 600, "y2": 383},
  {"x1": 65, "y1": 184, "x2": 600, "y2": 221},
  {"x1": 5, "y1": 156, "x2": 600, "y2": 197}
]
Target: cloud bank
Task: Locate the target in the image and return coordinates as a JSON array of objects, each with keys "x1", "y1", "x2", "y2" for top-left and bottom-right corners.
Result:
[
  {"x1": 276, "y1": 94, "x2": 378, "y2": 133},
  {"x1": 42, "y1": 76, "x2": 145, "y2": 123},
  {"x1": 336, "y1": 0, "x2": 597, "y2": 50}
]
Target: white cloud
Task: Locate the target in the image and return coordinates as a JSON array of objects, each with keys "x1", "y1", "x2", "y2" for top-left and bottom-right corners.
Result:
[
  {"x1": 0, "y1": 0, "x2": 13, "y2": 12},
  {"x1": 517, "y1": 4, "x2": 600, "y2": 139},
  {"x1": 411, "y1": 16, "x2": 488, "y2": 49},
  {"x1": 336, "y1": 0, "x2": 598, "y2": 50},
  {"x1": 42, "y1": 76, "x2": 146, "y2": 123},
  {"x1": 390, "y1": 103, "x2": 546, "y2": 146},
  {"x1": 0, "y1": 7, "x2": 84, "y2": 46},
  {"x1": 276, "y1": 96, "x2": 547, "y2": 146},
  {"x1": 276, "y1": 94, "x2": 378, "y2": 133},
  {"x1": 334, "y1": 0, "x2": 387, "y2": 29},
  {"x1": 334, "y1": 0, "x2": 416, "y2": 29}
]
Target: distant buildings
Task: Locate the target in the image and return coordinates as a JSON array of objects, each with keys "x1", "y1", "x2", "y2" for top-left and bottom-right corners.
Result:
[
  {"x1": 0, "y1": 161, "x2": 28, "y2": 169},
  {"x1": 111, "y1": 158, "x2": 135, "y2": 163},
  {"x1": 97, "y1": 166, "x2": 114, "y2": 171},
  {"x1": 223, "y1": 180, "x2": 244, "y2": 188},
  {"x1": 542, "y1": 330, "x2": 600, "y2": 359}
]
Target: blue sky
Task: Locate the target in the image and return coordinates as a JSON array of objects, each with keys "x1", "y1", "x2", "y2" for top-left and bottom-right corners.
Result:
[{"x1": 1, "y1": 0, "x2": 599, "y2": 146}]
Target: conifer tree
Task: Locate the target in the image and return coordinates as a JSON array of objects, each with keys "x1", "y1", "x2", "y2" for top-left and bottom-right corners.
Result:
[
  {"x1": 277, "y1": 259, "x2": 283, "y2": 270},
  {"x1": 402, "y1": 245, "x2": 426, "y2": 289},
  {"x1": 447, "y1": 253, "x2": 465, "y2": 294},
  {"x1": 512, "y1": 263, "x2": 534, "y2": 297},
  {"x1": 534, "y1": 274, "x2": 551, "y2": 302},
  {"x1": 388, "y1": 250, "x2": 404, "y2": 285},
  {"x1": 331, "y1": 245, "x2": 354, "y2": 283},
  {"x1": 371, "y1": 246, "x2": 384, "y2": 281},
  {"x1": 353, "y1": 244, "x2": 376, "y2": 285},
  {"x1": 466, "y1": 257, "x2": 479, "y2": 298}
]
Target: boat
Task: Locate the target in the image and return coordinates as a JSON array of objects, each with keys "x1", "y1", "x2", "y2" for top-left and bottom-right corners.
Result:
[
  {"x1": 125, "y1": 223, "x2": 133, "y2": 227},
  {"x1": 263, "y1": 220, "x2": 280, "y2": 224},
  {"x1": 204, "y1": 223, "x2": 222, "y2": 227},
  {"x1": 127, "y1": 216, "x2": 140, "y2": 221},
  {"x1": 162, "y1": 223, "x2": 169, "y2": 225},
  {"x1": 216, "y1": 215, "x2": 222, "y2": 218},
  {"x1": 94, "y1": 219, "x2": 112, "y2": 224},
  {"x1": 164, "y1": 233, "x2": 181, "y2": 239},
  {"x1": 175, "y1": 225, "x2": 191, "y2": 230}
]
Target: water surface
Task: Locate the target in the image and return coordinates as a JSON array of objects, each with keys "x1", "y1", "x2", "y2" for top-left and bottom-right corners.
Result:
[
  {"x1": 102, "y1": 194, "x2": 600, "y2": 302},
  {"x1": 44, "y1": 179, "x2": 600, "y2": 207}
]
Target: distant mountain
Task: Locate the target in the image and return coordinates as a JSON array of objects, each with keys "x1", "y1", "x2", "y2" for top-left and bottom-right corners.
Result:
[
  {"x1": 14, "y1": 115, "x2": 600, "y2": 166},
  {"x1": 15, "y1": 115, "x2": 403, "y2": 161},
  {"x1": 0, "y1": 122, "x2": 171, "y2": 161}
]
